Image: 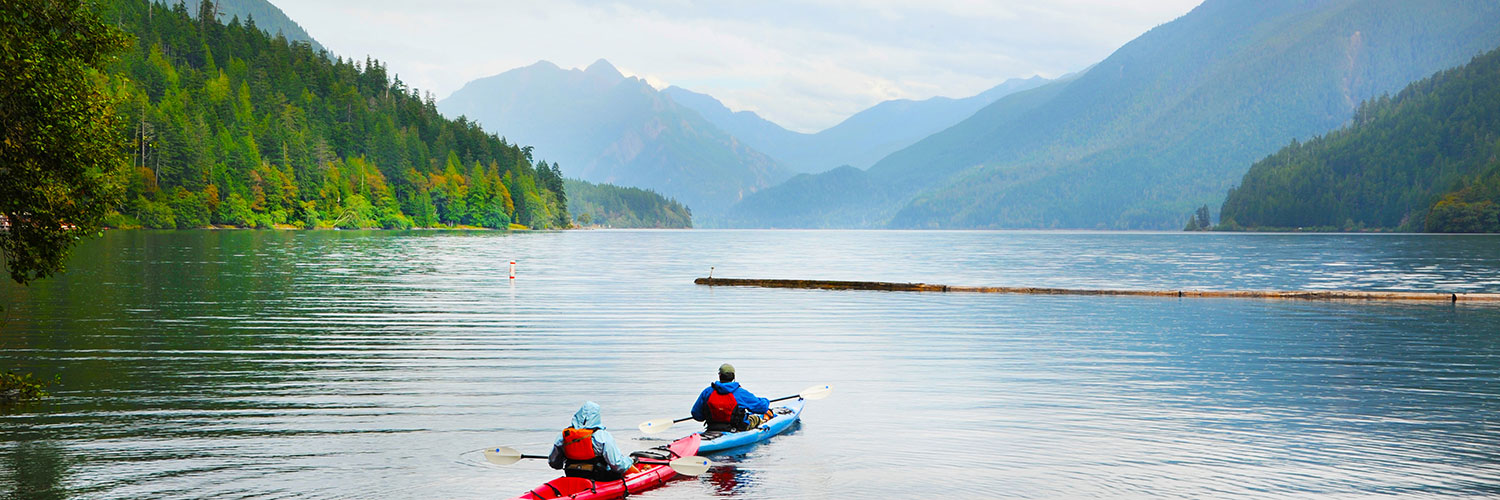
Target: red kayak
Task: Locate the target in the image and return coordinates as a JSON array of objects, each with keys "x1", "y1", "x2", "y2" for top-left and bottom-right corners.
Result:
[{"x1": 506, "y1": 434, "x2": 701, "y2": 500}]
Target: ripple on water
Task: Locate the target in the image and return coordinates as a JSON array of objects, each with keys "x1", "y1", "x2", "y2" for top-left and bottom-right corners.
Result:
[{"x1": 3, "y1": 231, "x2": 1500, "y2": 499}]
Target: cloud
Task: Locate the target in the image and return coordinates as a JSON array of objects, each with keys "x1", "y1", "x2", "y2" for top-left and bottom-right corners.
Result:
[{"x1": 273, "y1": 0, "x2": 1201, "y2": 132}]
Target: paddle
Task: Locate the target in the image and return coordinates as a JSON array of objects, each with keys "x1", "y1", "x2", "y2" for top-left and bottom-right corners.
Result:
[
  {"x1": 482, "y1": 446, "x2": 547, "y2": 466},
  {"x1": 482, "y1": 446, "x2": 715, "y2": 476},
  {"x1": 637, "y1": 384, "x2": 833, "y2": 435}
]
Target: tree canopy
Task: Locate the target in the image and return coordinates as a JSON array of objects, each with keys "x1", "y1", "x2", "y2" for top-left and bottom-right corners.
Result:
[
  {"x1": 564, "y1": 178, "x2": 691, "y2": 228},
  {"x1": 1, "y1": 0, "x2": 131, "y2": 284},
  {"x1": 95, "y1": 0, "x2": 569, "y2": 231},
  {"x1": 1220, "y1": 45, "x2": 1500, "y2": 232}
]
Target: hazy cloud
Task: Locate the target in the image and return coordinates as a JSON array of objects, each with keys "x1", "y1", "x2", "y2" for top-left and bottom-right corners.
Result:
[{"x1": 274, "y1": 0, "x2": 1201, "y2": 132}]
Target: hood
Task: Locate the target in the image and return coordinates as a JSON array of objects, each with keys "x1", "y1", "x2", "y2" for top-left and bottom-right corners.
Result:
[
  {"x1": 711, "y1": 381, "x2": 741, "y2": 394},
  {"x1": 571, "y1": 401, "x2": 603, "y2": 429}
]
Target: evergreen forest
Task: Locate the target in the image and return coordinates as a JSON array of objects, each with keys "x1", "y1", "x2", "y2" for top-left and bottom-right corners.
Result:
[
  {"x1": 1219, "y1": 45, "x2": 1500, "y2": 233},
  {"x1": 564, "y1": 179, "x2": 692, "y2": 229},
  {"x1": 99, "y1": 0, "x2": 569, "y2": 230}
]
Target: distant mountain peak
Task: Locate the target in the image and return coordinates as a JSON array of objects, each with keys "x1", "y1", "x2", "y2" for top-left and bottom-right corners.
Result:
[
  {"x1": 528, "y1": 60, "x2": 561, "y2": 71},
  {"x1": 585, "y1": 59, "x2": 622, "y2": 80},
  {"x1": 437, "y1": 56, "x2": 791, "y2": 221}
]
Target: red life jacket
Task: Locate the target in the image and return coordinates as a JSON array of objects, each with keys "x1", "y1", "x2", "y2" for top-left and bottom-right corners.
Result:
[
  {"x1": 561, "y1": 427, "x2": 597, "y2": 461},
  {"x1": 706, "y1": 389, "x2": 738, "y2": 423}
]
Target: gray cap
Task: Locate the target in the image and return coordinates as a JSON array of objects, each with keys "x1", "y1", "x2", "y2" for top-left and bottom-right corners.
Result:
[{"x1": 718, "y1": 363, "x2": 735, "y2": 376}]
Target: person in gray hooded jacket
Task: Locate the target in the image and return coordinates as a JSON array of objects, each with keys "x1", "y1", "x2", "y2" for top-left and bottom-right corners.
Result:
[{"x1": 548, "y1": 401, "x2": 637, "y2": 481}]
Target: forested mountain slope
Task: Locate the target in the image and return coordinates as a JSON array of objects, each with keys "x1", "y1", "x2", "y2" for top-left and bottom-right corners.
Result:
[
  {"x1": 164, "y1": 0, "x2": 323, "y2": 53},
  {"x1": 564, "y1": 179, "x2": 692, "y2": 229},
  {"x1": 885, "y1": 0, "x2": 1500, "y2": 229},
  {"x1": 438, "y1": 60, "x2": 790, "y2": 220},
  {"x1": 100, "y1": 0, "x2": 568, "y2": 229},
  {"x1": 732, "y1": 0, "x2": 1500, "y2": 229},
  {"x1": 728, "y1": 73, "x2": 1078, "y2": 227},
  {"x1": 1219, "y1": 46, "x2": 1500, "y2": 232},
  {"x1": 662, "y1": 76, "x2": 1049, "y2": 174}
]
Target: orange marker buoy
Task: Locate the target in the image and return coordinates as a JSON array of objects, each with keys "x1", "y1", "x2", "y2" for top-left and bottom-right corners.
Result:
[{"x1": 509, "y1": 261, "x2": 516, "y2": 279}]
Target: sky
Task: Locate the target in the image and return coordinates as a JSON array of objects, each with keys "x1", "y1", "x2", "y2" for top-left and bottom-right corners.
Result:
[{"x1": 274, "y1": 0, "x2": 1203, "y2": 133}]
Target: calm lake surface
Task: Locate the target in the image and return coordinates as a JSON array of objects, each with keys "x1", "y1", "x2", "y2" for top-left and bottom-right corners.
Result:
[{"x1": 3, "y1": 230, "x2": 1500, "y2": 499}]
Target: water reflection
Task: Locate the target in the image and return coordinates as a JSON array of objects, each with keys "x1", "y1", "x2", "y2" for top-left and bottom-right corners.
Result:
[
  {"x1": 1, "y1": 231, "x2": 1499, "y2": 499},
  {"x1": 2, "y1": 439, "x2": 69, "y2": 500},
  {"x1": 705, "y1": 464, "x2": 753, "y2": 496}
]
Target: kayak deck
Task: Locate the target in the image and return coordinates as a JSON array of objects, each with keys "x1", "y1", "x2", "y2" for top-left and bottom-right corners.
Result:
[
  {"x1": 696, "y1": 398, "x2": 805, "y2": 453},
  {"x1": 507, "y1": 434, "x2": 700, "y2": 500}
]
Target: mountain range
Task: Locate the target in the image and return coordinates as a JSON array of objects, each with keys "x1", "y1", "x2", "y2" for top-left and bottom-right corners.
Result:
[
  {"x1": 437, "y1": 60, "x2": 790, "y2": 220},
  {"x1": 734, "y1": 0, "x2": 1500, "y2": 229},
  {"x1": 439, "y1": 62, "x2": 1050, "y2": 223},
  {"x1": 276, "y1": 0, "x2": 1500, "y2": 231},
  {"x1": 1220, "y1": 45, "x2": 1500, "y2": 232},
  {"x1": 662, "y1": 76, "x2": 1049, "y2": 174}
]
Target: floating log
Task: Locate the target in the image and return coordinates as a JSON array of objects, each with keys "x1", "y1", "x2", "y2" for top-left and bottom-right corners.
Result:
[{"x1": 693, "y1": 277, "x2": 1500, "y2": 303}]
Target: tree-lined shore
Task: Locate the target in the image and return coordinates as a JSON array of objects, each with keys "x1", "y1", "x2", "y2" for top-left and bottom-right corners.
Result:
[{"x1": 102, "y1": 0, "x2": 569, "y2": 231}]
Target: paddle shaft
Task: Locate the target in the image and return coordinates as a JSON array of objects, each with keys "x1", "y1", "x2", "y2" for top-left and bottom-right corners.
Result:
[
  {"x1": 641, "y1": 384, "x2": 828, "y2": 434},
  {"x1": 528, "y1": 455, "x2": 677, "y2": 466},
  {"x1": 669, "y1": 393, "x2": 795, "y2": 424},
  {"x1": 685, "y1": 392, "x2": 802, "y2": 420},
  {"x1": 769, "y1": 393, "x2": 801, "y2": 403},
  {"x1": 509, "y1": 452, "x2": 687, "y2": 465}
]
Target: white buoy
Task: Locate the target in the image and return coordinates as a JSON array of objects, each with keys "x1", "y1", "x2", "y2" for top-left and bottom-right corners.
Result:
[{"x1": 509, "y1": 261, "x2": 516, "y2": 280}]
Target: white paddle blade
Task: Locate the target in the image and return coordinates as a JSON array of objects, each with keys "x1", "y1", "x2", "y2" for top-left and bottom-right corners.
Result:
[
  {"x1": 668, "y1": 455, "x2": 713, "y2": 476},
  {"x1": 638, "y1": 418, "x2": 676, "y2": 434},
  {"x1": 799, "y1": 384, "x2": 833, "y2": 401},
  {"x1": 483, "y1": 447, "x2": 524, "y2": 466}
]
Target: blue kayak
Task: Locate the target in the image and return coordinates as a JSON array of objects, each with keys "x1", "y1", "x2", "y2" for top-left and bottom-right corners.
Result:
[{"x1": 694, "y1": 398, "x2": 805, "y2": 453}]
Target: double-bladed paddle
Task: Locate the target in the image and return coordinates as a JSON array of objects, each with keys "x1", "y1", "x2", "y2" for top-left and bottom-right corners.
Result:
[
  {"x1": 482, "y1": 446, "x2": 714, "y2": 476},
  {"x1": 636, "y1": 384, "x2": 833, "y2": 435}
]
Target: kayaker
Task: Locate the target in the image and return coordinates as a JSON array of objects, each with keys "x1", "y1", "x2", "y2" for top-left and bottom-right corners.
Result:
[
  {"x1": 548, "y1": 401, "x2": 639, "y2": 482},
  {"x1": 691, "y1": 363, "x2": 772, "y2": 432}
]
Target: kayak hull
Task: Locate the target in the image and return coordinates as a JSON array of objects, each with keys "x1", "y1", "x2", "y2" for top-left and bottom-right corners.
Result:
[
  {"x1": 696, "y1": 398, "x2": 805, "y2": 454},
  {"x1": 506, "y1": 433, "x2": 700, "y2": 500}
]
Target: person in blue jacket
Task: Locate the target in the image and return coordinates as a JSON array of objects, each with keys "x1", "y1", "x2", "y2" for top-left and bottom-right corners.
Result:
[
  {"x1": 691, "y1": 363, "x2": 771, "y2": 432},
  {"x1": 548, "y1": 401, "x2": 638, "y2": 481}
]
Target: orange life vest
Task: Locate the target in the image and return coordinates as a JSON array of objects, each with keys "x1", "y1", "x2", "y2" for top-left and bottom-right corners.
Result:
[
  {"x1": 561, "y1": 427, "x2": 597, "y2": 461},
  {"x1": 706, "y1": 389, "x2": 738, "y2": 423}
]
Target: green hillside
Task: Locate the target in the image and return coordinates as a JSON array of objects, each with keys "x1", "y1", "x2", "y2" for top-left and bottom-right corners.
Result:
[
  {"x1": 1219, "y1": 47, "x2": 1500, "y2": 232},
  {"x1": 100, "y1": 0, "x2": 568, "y2": 229},
  {"x1": 734, "y1": 0, "x2": 1500, "y2": 229},
  {"x1": 564, "y1": 179, "x2": 691, "y2": 229},
  {"x1": 887, "y1": 0, "x2": 1500, "y2": 229},
  {"x1": 165, "y1": 0, "x2": 324, "y2": 53}
]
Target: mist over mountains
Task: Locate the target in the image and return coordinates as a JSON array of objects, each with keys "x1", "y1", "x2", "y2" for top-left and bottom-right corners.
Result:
[
  {"x1": 438, "y1": 60, "x2": 1047, "y2": 223},
  {"x1": 663, "y1": 76, "x2": 1049, "y2": 174},
  {"x1": 732, "y1": 0, "x2": 1500, "y2": 229},
  {"x1": 431, "y1": 0, "x2": 1500, "y2": 230},
  {"x1": 438, "y1": 60, "x2": 790, "y2": 220}
]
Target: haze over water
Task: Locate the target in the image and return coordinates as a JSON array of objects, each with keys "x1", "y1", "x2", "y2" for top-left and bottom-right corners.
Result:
[{"x1": 3, "y1": 230, "x2": 1499, "y2": 498}]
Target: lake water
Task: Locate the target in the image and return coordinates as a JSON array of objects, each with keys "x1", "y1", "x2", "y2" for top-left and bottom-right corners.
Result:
[{"x1": 3, "y1": 230, "x2": 1500, "y2": 499}]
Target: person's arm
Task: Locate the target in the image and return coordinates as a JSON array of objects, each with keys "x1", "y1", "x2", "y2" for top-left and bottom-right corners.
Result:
[
  {"x1": 690, "y1": 387, "x2": 711, "y2": 421},
  {"x1": 547, "y1": 433, "x2": 566, "y2": 470},
  {"x1": 737, "y1": 387, "x2": 771, "y2": 414},
  {"x1": 593, "y1": 430, "x2": 633, "y2": 473}
]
